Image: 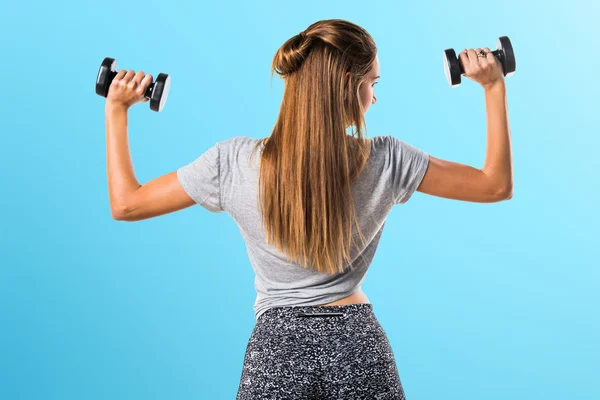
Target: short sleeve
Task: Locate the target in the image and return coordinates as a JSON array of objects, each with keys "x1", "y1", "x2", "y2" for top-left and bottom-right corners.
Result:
[
  {"x1": 389, "y1": 136, "x2": 430, "y2": 204},
  {"x1": 176, "y1": 142, "x2": 223, "y2": 213}
]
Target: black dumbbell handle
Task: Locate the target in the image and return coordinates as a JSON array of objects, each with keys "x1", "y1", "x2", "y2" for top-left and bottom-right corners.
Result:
[
  {"x1": 457, "y1": 49, "x2": 504, "y2": 75},
  {"x1": 106, "y1": 70, "x2": 156, "y2": 99}
]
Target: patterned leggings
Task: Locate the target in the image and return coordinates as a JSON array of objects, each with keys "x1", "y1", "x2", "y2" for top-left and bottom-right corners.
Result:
[{"x1": 236, "y1": 303, "x2": 406, "y2": 399}]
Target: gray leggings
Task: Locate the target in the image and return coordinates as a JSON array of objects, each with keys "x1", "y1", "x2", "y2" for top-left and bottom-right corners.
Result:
[{"x1": 236, "y1": 304, "x2": 406, "y2": 399}]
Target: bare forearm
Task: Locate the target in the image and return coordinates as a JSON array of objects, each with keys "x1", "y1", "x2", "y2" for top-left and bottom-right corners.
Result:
[
  {"x1": 482, "y1": 82, "x2": 513, "y2": 194},
  {"x1": 105, "y1": 104, "x2": 141, "y2": 214}
]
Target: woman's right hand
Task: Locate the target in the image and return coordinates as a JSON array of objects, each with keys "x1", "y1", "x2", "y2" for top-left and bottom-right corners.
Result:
[{"x1": 459, "y1": 47, "x2": 505, "y2": 90}]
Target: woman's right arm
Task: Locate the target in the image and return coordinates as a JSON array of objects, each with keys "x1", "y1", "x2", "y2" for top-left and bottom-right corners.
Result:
[{"x1": 416, "y1": 48, "x2": 513, "y2": 203}]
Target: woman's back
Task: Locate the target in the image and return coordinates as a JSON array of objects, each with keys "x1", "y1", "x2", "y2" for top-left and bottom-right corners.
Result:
[{"x1": 176, "y1": 134, "x2": 429, "y2": 320}]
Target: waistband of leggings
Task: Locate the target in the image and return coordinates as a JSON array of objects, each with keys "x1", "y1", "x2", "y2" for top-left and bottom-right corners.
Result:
[{"x1": 260, "y1": 303, "x2": 374, "y2": 319}]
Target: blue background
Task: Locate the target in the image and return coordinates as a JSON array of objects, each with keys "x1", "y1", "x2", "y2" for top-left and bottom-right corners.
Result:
[{"x1": 1, "y1": 0, "x2": 598, "y2": 399}]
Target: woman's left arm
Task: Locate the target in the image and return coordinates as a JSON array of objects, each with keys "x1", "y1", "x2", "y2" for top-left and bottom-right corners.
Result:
[{"x1": 105, "y1": 71, "x2": 195, "y2": 221}]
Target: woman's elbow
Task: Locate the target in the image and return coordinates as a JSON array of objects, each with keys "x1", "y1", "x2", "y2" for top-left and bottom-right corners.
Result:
[{"x1": 111, "y1": 204, "x2": 136, "y2": 221}]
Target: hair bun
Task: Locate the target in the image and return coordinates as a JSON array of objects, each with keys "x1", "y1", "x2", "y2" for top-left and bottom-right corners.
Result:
[{"x1": 272, "y1": 33, "x2": 312, "y2": 77}]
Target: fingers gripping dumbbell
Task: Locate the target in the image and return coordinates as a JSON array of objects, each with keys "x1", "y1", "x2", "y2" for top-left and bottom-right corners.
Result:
[
  {"x1": 443, "y1": 36, "x2": 516, "y2": 87},
  {"x1": 95, "y1": 57, "x2": 171, "y2": 112}
]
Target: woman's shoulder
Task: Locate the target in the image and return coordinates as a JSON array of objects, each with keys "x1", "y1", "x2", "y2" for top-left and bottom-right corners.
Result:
[{"x1": 215, "y1": 136, "x2": 262, "y2": 152}]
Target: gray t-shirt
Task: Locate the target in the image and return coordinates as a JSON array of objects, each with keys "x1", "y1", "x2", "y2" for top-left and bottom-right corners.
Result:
[{"x1": 177, "y1": 135, "x2": 429, "y2": 320}]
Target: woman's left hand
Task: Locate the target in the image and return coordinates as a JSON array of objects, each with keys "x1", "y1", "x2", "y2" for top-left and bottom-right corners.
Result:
[{"x1": 106, "y1": 70, "x2": 153, "y2": 110}]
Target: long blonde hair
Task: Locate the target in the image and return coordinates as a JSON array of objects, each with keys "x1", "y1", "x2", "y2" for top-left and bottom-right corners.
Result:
[{"x1": 250, "y1": 19, "x2": 377, "y2": 275}]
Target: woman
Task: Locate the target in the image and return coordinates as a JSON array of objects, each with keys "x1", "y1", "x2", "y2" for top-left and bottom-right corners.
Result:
[{"x1": 104, "y1": 19, "x2": 512, "y2": 400}]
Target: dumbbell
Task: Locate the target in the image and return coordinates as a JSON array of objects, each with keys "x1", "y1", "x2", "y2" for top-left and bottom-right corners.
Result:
[
  {"x1": 443, "y1": 36, "x2": 516, "y2": 88},
  {"x1": 95, "y1": 57, "x2": 171, "y2": 112}
]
